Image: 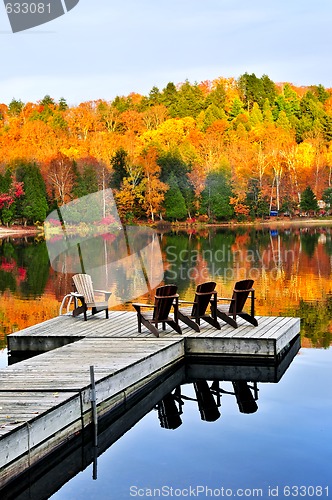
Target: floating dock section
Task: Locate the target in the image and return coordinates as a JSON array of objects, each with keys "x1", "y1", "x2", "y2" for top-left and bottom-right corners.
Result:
[{"x1": 1, "y1": 311, "x2": 301, "y2": 493}]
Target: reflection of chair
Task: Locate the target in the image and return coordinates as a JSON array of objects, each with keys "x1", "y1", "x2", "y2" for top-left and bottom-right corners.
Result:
[
  {"x1": 178, "y1": 282, "x2": 221, "y2": 332},
  {"x1": 157, "y1": 392, "x2": 183, "y2": 429},
  {"x1": 213, "y1": 279, "x2": 258, "y2": 328},
  {"x1": 193, "y1": 381, "x2": 221, "y2": 422},
  {"x1": 232, "y1": 381, "x2": 258, "y2": 414},
  {"x1": 72, "y1": 273, "x2": 111, "y2": 321},
  {"x1": 211, "y1": 380, "x2": 259, "y2": 414},
  {"x1": 132, "y1": 284, "x2": 182, "y2": 337}
]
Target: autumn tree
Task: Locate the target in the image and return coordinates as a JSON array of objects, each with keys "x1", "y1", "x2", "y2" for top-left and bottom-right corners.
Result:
[
  {"x1": 0, "y1": 171, "x2": 24, "y2": 226},
  {"x1": 97, "y1": 100, "x2": 121, "y2": 132},
  {"x1": 138, "y1": 146, "x2": 168, "y2": 221},
  {"x1": 1, "y1": 74, "x2": 332, "y2": 223},
  {"x1": 114, "y1": 177, "x2": 143, "y2": 221},
  {"x1": 47, "y1": 153, "x2": 75, "y2": 205},
  {"x1": 142, "y1": 104, "x2": 169, "y2": 130}
]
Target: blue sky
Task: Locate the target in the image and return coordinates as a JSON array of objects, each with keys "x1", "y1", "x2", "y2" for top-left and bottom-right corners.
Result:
[{"x1": 0, "y1": 0, "x2": 331, "y2": 105}]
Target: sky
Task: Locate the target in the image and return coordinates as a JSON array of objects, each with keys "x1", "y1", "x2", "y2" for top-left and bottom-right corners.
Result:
[{"x1": 0, "y1": 0, "x2": 331, "y2": 105}]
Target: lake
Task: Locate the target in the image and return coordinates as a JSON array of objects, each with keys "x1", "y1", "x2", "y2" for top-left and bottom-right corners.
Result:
[
  {"x1": 0, "y1": 223, "x2": 332, "y2": 498},
  {"x1": 1, "y1": 223, "x2": 332, "y2": 349}
]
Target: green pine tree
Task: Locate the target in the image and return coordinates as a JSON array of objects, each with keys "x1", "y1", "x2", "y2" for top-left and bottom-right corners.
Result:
[
  {"x1": 110, "y1": 148, "x2": 128, "y2": 189},
  {"x1": 164, "y1": 174, "x2": 187, "y2": 221},
  {"x1": 300, "y1": 186, "x2": 319, "y2": 213},
  {"x1": 16, "y1": 162, "x2": 48, "y2": 224},
  {"x1": 201, "y1": 169, "x2": 234, "y2": 221}
]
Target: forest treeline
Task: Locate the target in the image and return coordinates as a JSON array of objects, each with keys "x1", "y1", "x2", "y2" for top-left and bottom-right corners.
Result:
[{"x1": 1, "y1": 73, "x2": 332, "y2": 226}]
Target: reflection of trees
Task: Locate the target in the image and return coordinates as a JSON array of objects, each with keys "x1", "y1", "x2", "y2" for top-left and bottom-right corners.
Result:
[
  {"x1": 0, "y1": 294, "x2": 59, "y2": 337},
  {"x1": 160, "y1": 226, "x2": 332, "y2": 347},
  {"x1": 290, "y1": 297, "x2": 332, "y2": 348},
  {"x1": 300, "y1": 230, "x2": 320, "y2": 258},
  {"x1": 2, "y1": 226, "x2": 332, "y2": 348},
  {"x1": 20, "y1": 241, "x2": 50, "y2": 298},
  {"x1": 0, "y1": 238, "x2": 54, "y2": 338},
  {"x1": 162, "y1": 230, "x2": 236, "y2": 292},
  {"x1": 0, "y1": 240, "x2": 19, "y2": 294},
  {"x1": 162, "y1": 231, "x2": 200, "y2": 293},
  {"x1": 0, "y1": 238, "x2": 50, "y2": 298}
]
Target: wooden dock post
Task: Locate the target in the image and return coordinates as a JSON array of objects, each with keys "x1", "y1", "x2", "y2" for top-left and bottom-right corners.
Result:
[{"x1": 90, "y1": 365, "x2": 98, "y2": 480}]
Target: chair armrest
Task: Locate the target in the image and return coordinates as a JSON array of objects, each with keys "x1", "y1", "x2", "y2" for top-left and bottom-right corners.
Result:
[
  {"x1": 94, "y1": 289, "x2": 111, "y2": 295},
  {"x1": 71, "y1": 292, "x2": 84, "y2": 298},
  {"x1": 94, "y1": 289, "x2": 112, "y2": 300},
  {"x1": 132, "y1": 303, "x2": 156, "y2": 308},
  {"x1": 214, "y1": 297, "x2": 235, "y2": 302}
]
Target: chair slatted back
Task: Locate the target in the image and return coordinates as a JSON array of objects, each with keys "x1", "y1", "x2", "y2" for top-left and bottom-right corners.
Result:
[
  {"x1": 73, "y1": 274, "x2": 95, "y2": 304},
  {"x1": 191, "y1": 281, "x2": 216, "y2": 317},
  {"x1": 153, "y1": 284, "x2": 178, "y2": 321},
  {"x1": 229, "y1": 279, "x2": 254, "y2": 314}
]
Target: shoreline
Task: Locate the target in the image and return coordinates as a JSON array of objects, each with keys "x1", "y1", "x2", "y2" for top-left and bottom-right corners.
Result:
[
  {"x1": 0, "y1": 226, "x2": 40, "y2": 237},
  {"x1": 166, "y1": 217, "x2": 332, "y2": 229},
  {"x1": 1, "y1": 217, "x2": 332, "y2": 238}
]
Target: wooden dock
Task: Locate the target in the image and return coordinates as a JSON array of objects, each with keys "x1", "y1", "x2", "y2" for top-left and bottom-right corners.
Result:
[
  {"x1": 7, "y1": 310, "x2": 300, "y2": 358},
  {"x1": 1, "y1": 311, "x2": 301, "y2": 492}
]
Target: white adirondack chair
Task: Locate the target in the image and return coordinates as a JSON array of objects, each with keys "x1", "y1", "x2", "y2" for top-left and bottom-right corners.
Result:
[{"x1": 71, "y1": 273, "x2": 111, "y2": 321}]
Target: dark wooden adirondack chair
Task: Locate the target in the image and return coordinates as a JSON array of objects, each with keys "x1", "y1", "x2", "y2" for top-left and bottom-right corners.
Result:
[
  {"x1": 214, "y1": 279, "x2": 258, "y2": 328},
  {"x1": 72, "y1": 273, "x2": 111, "y2": 321},
  {"x1": 177, "y1": 281, "x2": 221, "y2": 332},
  {"x1": 132, "y1": 284, "x2": 182, "y2": 337}
]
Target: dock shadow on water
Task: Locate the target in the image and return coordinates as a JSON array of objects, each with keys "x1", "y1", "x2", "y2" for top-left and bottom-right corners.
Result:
[{"x1": 0, "y1": 336, "x2": 301, "y2": 500}]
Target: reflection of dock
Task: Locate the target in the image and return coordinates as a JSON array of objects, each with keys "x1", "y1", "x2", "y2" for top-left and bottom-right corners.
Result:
[{"x1": 1, "y1": 312, "x2": 300, "y2": 492}]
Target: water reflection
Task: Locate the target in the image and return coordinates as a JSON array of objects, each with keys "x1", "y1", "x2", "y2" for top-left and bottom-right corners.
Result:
[
  {"x1": 161, "y1": 226, "x2": 332, "y2": 347},
  {"x1": 1, "y1": 225, "x2": 332, "y2": 347},
  {"x1": 0, "y1": 336, "x2": 300, "y2": 500},
  {"x1": 156, "y1": 380, "x2": 258, "y2": 429}
]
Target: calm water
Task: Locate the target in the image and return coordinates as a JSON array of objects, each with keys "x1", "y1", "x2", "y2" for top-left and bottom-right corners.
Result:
[
  {"x1": 1, "y1": 223, "x2": 332, "y2": 348},
  {"x1": 48, "y1": 348, "x2": 332, "y2": 500},
  {"x1": 1, "y1": 224, "x2": 332, "y2": 499}
]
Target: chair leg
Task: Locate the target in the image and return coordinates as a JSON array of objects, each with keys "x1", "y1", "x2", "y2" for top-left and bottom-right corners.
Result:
[
  {"x1": 137, "y1": 314, "x2": 142, "y2": 333},
  {"x1": 238, "y1": 313, "x2": 258, "y2": 326},
  {"x1": 178, "y1": 311, "x2": 200, "y2": 332},
  {"x1": 203, "y1": 316, "x2": 221, "y2": 330},
  {"x1": 73, "y1": 297, "x2": 88, "y2": 320},
  {"x1": 141, "y1": 317, "x2": 160, "y2": 337},
  {"x1": 216, "y1": 310, "x2": 238, "y2": 328},
  {"x1": 166, "y1": 320, "x2": 182, "y2": 335}
]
